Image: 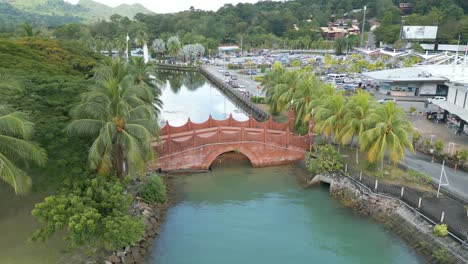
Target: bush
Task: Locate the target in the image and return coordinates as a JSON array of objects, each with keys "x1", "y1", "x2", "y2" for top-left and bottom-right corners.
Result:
[
  {"x1": 412, "y1": 130, "x2": 421, "y2": 144},
  {"x1": 432, "y1": 248, "x2": 449, "y2": 263},
  {"x1": 140, "y1": 174, "x2": 167, "y2": 203},
  {"x1": 408, "y1": 169, "x2": 432, "y2": 184},
  {"x1": 434, "y1": 140, "x2": 444, "y2": 154},
  {"x1": 409, "y1": 106, "x2": 416, "y2": 114},
  {"x1": 32, "y1": 175, "x2": 145, "y2": 250},
  {"x1": 305, "y1": 144, "x2": 343, "y2": 175},
  {"x1": 433, "y1": 224, "x2": 449, "y2": 237},
  {"x1": 366, "y1": 161, "x2": 378, "y2": 171},
  {"x1": 250, "y1": 96, "x2": 265, "y2": 103}
]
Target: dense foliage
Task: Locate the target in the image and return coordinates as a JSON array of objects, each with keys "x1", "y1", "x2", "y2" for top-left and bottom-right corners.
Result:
[
  {"x1": 139, "y1": 174, "x2": 167, "y2": 203},
  {"x1": 305, "y1": 145, "x2": 343, "y2": 175},
  {"x1": 31, "y1": 175, "x2": 145, "y2": 250},
  {"x1": 261, "y1": 63, "x2": 415, "y2": 168},
  {"x1": 0, "y1": 37, "x2": 102, "y2": 189}
]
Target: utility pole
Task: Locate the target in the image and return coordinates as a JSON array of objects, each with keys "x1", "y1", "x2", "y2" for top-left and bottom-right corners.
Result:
[
  {"x1": 240, "y1": 35, "x2": 243, "y2": 55},
  {"x1": 360, "y1": 6, "x2": 366, "y2": 48}
]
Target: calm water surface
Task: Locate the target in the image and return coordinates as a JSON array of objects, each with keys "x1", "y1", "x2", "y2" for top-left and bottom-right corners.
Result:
[
  {"x1": 149, "y1": 161, "x2": 424, "y2": 264},
  {"x1": 151, "y1": 71, "x2": 424, "y2": 264}
]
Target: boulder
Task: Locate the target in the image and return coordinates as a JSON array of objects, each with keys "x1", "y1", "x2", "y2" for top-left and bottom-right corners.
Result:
[{"x1": 107, "y1": 255, "x2": 121, "y2": 263}]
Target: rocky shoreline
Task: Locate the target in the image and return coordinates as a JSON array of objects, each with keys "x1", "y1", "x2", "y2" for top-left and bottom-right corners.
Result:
[
  {"x1": 105, "y1": 176, "x2": 176, "y2": 264},
  {"x1": 324, "y1": 172, "x2": 468, "y2": 264}
]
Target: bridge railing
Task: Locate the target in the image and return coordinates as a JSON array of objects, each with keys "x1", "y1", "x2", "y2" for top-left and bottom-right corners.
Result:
[
  {"x1": 160, "y1": 113, "x2": 294, "y2": 136},
  {"x1": 156, "y1": 126, "x2": 312, "y2": 157}
]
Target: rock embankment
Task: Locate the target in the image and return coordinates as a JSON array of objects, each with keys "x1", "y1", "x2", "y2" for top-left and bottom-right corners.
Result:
[
  {"x1": 322, "y1": 172, "x2": 468, "y2": 264},
  {"x1": 105, "y1": 198, "x2": 169, "y2": 264}
]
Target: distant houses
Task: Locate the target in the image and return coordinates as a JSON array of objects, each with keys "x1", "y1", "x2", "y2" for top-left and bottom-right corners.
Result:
[{"x1": 320, "y1": 19, "x2": 360, "y2": 40}]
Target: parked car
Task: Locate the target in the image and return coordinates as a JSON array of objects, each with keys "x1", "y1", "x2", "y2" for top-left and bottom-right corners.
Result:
[
  {"x1": 246, "y1": 69, "x2": 257, "y2": 75},
  {"x1": 230, "y1": 75, "x2": 238, "y2": 80},
  {"x1": 224, "y1": 71, "x2": 230, "y2": 76},
  {"x1": 427, "y1": 96, "x2": 446, "y2": 104},
  {"x1": 378, "y1": 98, "x2": 396, "y2": 104}
]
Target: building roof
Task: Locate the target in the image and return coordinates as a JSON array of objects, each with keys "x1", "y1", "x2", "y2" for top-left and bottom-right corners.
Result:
[
  {"x1": 320, "y1": 27, "x2": 348, "y2": 33},
  {"x1": 363, "y1": 65, "x2": 468, "y2": 83},
  {"x1": 420, "y1": 43, "x2": 468, "y2": 52},
  {"x1": 433, "y1": 100, "x2": 468, "y2": 123}
]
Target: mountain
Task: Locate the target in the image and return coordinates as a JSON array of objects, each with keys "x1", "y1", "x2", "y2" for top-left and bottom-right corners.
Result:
[
  {"x1": 0, "y1": 0, "x2": 153, "y2": 25},
  {"x1": 77, "y1": 0, "x2": 152, "y2": 20}
]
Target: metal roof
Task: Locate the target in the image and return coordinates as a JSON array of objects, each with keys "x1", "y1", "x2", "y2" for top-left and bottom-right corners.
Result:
[
  {"x1": 433, "y1": 100, "x2": 468, "y2": 123},
  {"x1": 363, "y1": 65, "x2": 468, "y2": 84}
]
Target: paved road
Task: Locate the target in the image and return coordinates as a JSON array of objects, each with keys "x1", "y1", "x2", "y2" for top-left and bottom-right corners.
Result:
[
  {"x1": 403, "y1": 151, "x2": 468, "y2": 201},
  {"x1": 205, "y1": 64, "x2": 265, "y2": 97}
]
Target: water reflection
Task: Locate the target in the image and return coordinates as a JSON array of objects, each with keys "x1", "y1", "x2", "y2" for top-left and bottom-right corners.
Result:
[{"x1": 157, "y1": 70, "x2": 248, "y2": 127}]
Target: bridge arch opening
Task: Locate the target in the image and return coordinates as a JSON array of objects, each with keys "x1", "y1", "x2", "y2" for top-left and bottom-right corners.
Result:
[{"x1": 203, "y1": 148, "x2": 258, "y2": 170}]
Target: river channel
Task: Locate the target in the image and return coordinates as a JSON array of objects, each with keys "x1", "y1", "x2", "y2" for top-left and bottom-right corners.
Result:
[
  {"x1": 0, "y1": 70, "x2": 424, "y2": 264},
  {"x1": 149, "y1": 71, "x2": 424, "y2": 264}
]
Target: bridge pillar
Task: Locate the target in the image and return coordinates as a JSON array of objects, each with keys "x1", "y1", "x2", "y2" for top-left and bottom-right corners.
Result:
[
  {"x1": 193, "y1": 130, "x2": 196, "y2": 147},
  {"x1": 288, "y1": 107, "x2": 295, "y2": 131},
  {"x1": 217, "y1": 127, "x2": 221, "y2": 143},
  {"x1": 241, "y1": 127, "x2": 244, "y2": 141},
  {"x1": 187, "y1": 118, "x2": 192, "y2": 131},
  {"x1": 248, "y1": 114, "x2": 253, "y2": 128},
  {"x1": 286, "y1": 127, "x2": 290, "y2": 148},
  {"x1": 166, "y1": 120, "x2": 170, "y2": 135},
  {"x1": 208, "y1": 114, "x2": 213, "y2": 128},
  {"x1": 229, "y1": 113, "x2": 233, "y2": 126},
  {"x1": 167, "y1": 133, "x2": 171, "y2": 153},
  {"x1": 263, "y1": 126, "x2": 267, "y2": 143},
  {"x1": 268, "y1": 115, "x2": 272, "y2": 129}
]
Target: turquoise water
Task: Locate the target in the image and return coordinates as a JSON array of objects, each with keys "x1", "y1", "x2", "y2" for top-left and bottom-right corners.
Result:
[{"x1": 149, "y1": 160, "x2": 423, "y2": 264}]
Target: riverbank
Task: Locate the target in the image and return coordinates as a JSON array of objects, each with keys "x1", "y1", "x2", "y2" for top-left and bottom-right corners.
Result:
[
  {"x1": 313, "y1": 172, "x2": 468, "y2": 264},
  {"x1": 105, "y1": 176, "x2": 176, "y2": 264}
]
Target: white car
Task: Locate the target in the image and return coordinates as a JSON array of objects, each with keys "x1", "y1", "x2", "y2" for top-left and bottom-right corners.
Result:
[
  {"x1": 378, "y1": 98, "x2": 396, "y2": 104},
  {"x1": 427, "y1": 96, "x2": 446, "y2": 104}
]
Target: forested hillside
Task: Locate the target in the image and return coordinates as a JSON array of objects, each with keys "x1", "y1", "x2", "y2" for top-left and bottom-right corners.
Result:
[
  {"x1": 0, "y1": 38, "x2": 102, "y2": 188},
  {"x1": 0, "y1": 0, "x2": 152, "y2": 26},
  {"x1": 125, "y1": 0, "x2": 467, "y2": 49}
]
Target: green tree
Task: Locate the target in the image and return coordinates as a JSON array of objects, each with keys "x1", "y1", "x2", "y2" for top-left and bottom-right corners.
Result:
[
  {"x1": 67, "y1": 60, "x2": 159, "y2": 179},
  {"x1": 31, "y1": 175, "x2": 145, "y2": 250},
  {"x1": 0, "y1": 105, "x2": 47, "y2": 194},
  {"x1": 129, "y1": 57, "x2": 162, "y2": 112},
  {"x1": 360, "y1": 103, "x2": 414, "y2": 170},
  {"x1": 305, "y1": 144, "x2": 343, "y2": 175},
  {"x1": 338, "y1": 91, "x2": 373, "y2": 164},
  {"x1": 167, "y1": 36, "x2": 181, "y2": 59},
  {"x1": 314, "y1": 92, "x2": 347, "y2": 149}
]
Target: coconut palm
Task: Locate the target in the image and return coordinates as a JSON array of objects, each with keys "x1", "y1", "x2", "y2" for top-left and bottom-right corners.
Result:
[
  {"x1": 166, "y1": 36, "x2": 181, "y2": 59},
  {"x1": 0, "y1": 105, "x2": 47, "y2": 194},
  {"x1": 314, "y1": 92, "x2": 347, "y2": 151},
  {"x1": 360, "y1": 102, "x2": 414, "y2": 170},
  {"x1": 67, "y1": 60, "x2": 159, "y2": 179},
  {"x1": 129, "y1": 57, "x2": 162, "y2": 113},
  {"x1": 338, "y1": 91, "x2": 374, "y2": 164}
]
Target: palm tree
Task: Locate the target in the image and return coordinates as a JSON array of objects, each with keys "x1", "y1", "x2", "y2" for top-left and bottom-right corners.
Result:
[
  {"x1": 166, "y1": 36, "x2": 181, "y2": 60},
  {"x1": 129, "y1": 57, "x2": 162, "y2": 113},
  {"x1": 67, "y1": 60, "x2": 159, "y2": 179},
  {"x1": 314, "y1": 92, "x2": 347, "y2": 151},
  {"x1": 0, "y1": 105, "x2": 47, "y2": 194},
  {"x1": 360, "y1": 102, "x2": 414, "y2": 170},
  {"x1": 338, "y1": 91, "x2": 373, "y2": 164}
]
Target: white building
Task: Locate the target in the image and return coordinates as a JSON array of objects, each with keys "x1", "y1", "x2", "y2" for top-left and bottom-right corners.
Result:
[{"x1": 365, "y1": 65, "x2": 468, "y2": 135}]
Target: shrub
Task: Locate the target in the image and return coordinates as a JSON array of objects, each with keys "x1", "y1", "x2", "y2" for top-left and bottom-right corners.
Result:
[
  {"x1": 408, "y1": 169, "x2": 432, "y2": 184},
  {"x1": 412, "y1": 130, "x2": 421, "y2": 144},
  {"x1": 366, "y1": 161, "x2": 378, "y2": 171},
  {"x1": 409, "y1": 106, "x2": 416, "y2": 114},
  {"x1": 140, "y1": 174, "x2": 167, "y2": 203},
  {"x1": 433, "y1": 224, "x2": 449, "y2": 237},
  {"x1": 305, "y1": 144, "x2": 343, "y2": 175},
  {"x1": 434, "y1": 140, "x2": 444, "y2": 154},
  {"x1": 454, "y1": 149, "x2": 468, "y2": 166},
  {"x1": 31, "y1": 175, "x2": 145, "y2": 250},
  {"x1": 250, "y1": 96, "x2": 265, "y2": 103},
  {"x1": 432, "y1": 248, "x2": 449, "y2": 263},
  {"x1": 423, "y1": 139, "x2": 432, "y2": 150}
]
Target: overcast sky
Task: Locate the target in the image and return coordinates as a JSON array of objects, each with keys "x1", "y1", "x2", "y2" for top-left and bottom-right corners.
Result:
[{"x1": 64, "y1": 0, "x2": 269, "y2": 14}]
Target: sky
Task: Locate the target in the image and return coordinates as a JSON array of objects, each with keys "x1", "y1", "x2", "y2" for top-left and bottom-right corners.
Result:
[{"x1": 64, "y1": 0, "x2": 269, "y2": 14}]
